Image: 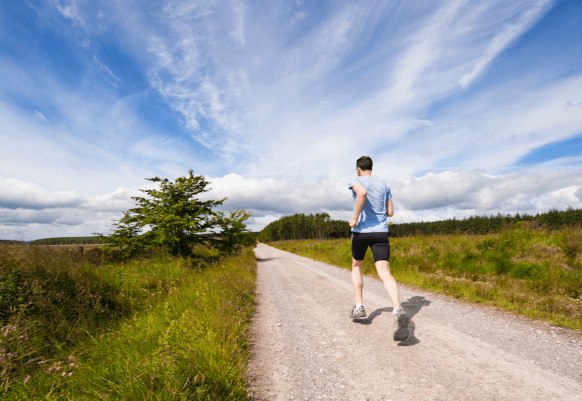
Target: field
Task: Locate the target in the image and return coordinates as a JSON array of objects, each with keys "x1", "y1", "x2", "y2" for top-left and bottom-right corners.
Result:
[
  {"x1": 0, "y1": 244, "x2": 256, "y2": 400},
  {"x1": 269, "y1": 223, "x2": 582, "y2": 332}
]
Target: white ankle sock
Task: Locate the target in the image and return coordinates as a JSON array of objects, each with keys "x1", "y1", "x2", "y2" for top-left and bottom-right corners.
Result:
[
  {"x1": 356, "y1": 303, "x2": 364, "y2": 308},
  {"x1": 393, "y1": 306, "x2": 401, "y2": 315}
]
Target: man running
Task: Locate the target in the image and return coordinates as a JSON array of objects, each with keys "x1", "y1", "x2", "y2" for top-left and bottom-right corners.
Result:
[{"x1": 348, "y1": 156, "x2": 410, "y2": 341}]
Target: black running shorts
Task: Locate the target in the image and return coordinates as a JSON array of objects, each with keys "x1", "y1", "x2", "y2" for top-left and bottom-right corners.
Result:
[{"x1": 351, "y1": 232, "x2": 390, "y2": 262}]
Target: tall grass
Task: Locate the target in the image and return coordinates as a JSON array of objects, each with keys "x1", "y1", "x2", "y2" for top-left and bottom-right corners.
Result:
[
  {"x1": 0, "y1": 244, "x2": 256, "y2": 399},
  {"x1": 271, "y1": 223, "x2": 582, "y2": 332}
]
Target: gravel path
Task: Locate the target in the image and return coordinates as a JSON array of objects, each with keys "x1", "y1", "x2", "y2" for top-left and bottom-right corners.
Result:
[{"x1": 247, "y1": 243, "x2": 582, "y2": 401}]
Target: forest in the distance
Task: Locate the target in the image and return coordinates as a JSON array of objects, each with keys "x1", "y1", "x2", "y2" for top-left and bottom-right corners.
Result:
[{"x1": 257, "y1": 208, "x2": 582, "y2": 242}]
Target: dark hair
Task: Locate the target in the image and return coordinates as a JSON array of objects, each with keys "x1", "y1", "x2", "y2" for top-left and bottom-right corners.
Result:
[{"x1": 356, "y1": 156, "x2": 373, "y2": 171}]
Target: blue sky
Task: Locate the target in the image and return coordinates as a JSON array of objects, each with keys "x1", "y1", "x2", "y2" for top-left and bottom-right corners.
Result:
[{"x1": 1, "y1": 0, "x2": 581, "y2": 240}]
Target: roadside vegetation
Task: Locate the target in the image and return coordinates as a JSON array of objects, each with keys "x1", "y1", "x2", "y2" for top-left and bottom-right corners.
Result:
[
  {"x1": 0, "y1": 171, "x2": 257, "y2": 399},
  {"x1": 269, "y1": 222, "x2": 582, "y2": 332},
  {"x1": 0, "y1": 244, "x2": 256, "y2": 399}
]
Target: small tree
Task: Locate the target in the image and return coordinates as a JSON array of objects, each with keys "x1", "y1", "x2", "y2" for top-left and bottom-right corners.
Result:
[
  {"x1": 105, "y1": 211, "x2": 144, "y2": 257},
  {"x1": 212, "y1": 210, "x2": 256, "y2": 255},
  {"x1": 104, "y1": 170, "x2": 252, "y2": 257}
]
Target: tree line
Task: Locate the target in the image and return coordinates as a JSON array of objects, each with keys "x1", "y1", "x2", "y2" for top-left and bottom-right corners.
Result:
[
  {"x1": 258, "y1": 208, "x2": 582, "y2": 241},
  {"x1": 30, "y1": 237, "x2": 108, "y2": 245},
  {"x1": 257, "y1": 213, "x2": 351, "y2": 242},
  {"x1": 390, "y1": 208, "x2": 582, "y2": 237},
  {"x1": 0, "y1": 240, "x2": 26, "y2": 245}
]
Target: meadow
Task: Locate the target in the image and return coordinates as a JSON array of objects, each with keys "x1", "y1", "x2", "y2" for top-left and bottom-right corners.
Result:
[
  {"x1": 0, "y1": 244, "x2": 256, "y2": 400},
  {"x1": 270, "y1": 222, "x2": 582, "y2": 332}
]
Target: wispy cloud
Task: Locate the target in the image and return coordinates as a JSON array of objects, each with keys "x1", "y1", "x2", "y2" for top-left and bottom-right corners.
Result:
[
  {"x1": 398, "y1": 74, "x2": 582, "y2": 174},
  {"x1": 459, "y1": 0, "x2": 553, "y2": 88},
  {"x1": 143, "y1": 0, "x2": 250, "y2": 157},
  {"x1": 230, "y1": 0, "x2": 247, "y2": 47}
]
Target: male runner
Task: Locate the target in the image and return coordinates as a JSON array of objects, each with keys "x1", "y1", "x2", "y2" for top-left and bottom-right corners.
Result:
[{"x1": 348, "y1": 156, "x2": 410, "y2": 341}]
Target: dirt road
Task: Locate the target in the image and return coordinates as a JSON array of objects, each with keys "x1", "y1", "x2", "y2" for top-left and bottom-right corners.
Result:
[{"x1": 247, "y1": 244, "x2": 582, "y2": 401}]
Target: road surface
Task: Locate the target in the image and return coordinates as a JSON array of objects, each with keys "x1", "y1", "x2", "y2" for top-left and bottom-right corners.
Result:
[{"x1": 247, "y1": 243, "x2": 582, "y2": 401}]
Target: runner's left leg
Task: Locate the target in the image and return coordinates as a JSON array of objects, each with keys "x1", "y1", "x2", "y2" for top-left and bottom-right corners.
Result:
[{"x1": 351, "y1": 258, "x2": 364, "y2": 305}]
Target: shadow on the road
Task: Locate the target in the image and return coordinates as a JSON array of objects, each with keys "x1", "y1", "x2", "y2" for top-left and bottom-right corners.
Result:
[
  {"x1": 352, "y1": 295, "x2": 431, "y2": 347},
  {"x1": 398, "y1": 295, "x2": 431, "y2": 346},
  {"x1": 255, "y1": 257, "x2": 278, "y2": 262},
  {"x1": 401, "y1": 295, "x2": 432, "y2": 316},
  {"x1": 352, "y1": 307, "x2": 392, "y2": 325}
]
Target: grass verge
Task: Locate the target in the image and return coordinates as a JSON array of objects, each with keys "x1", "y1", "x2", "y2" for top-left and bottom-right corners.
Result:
[
  {"x1": 269, "y1": 224, "x2": 582, "y2": 333},
  {"x1": 1, "y1": 245, "x2": 256, "y2": 400}
]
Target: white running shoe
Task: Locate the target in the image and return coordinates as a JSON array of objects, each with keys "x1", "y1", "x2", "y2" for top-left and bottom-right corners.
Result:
[{"x1": 350, "y1": 304, "x2": 366, "y2": 318}]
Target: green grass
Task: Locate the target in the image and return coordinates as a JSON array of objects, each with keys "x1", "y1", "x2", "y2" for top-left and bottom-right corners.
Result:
[
  {"x1": 270, "y1": 224, "x2": 582, "y2": 332},
  {"x1": 0, "y1": 245, "x2": 256, "y2": 399}
]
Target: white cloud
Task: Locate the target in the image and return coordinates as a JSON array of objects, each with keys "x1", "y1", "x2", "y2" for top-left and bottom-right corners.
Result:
[
  {"x1": 0, "y1": 177, "x2": 80, "y2": 210},
  {"x1": 236, "y1": 0, "x2": 560, "y2": 180},
  {"x1": 205, "y1": 168, "x2": 582, "y2": 229},
  {"x1": 142, "y1": 0, "x2": 251, "y2": 158},
  {"x1": 206, "y1": 173, "x2": 351, "y2": 215},
  {"x1": 0, "y1": 180, "x2": 149, "y2": 240},
  {"x1": 82, "y1": 187, "x2": 143, "y2": 213},
  {"x1": 0, "y1": 208, "x2": 69, "y2": 225},
  {"x1": 307, "y1": 5, "x2": 361, "y2": 76},
  {"x1": 393, "y1": 169, "x2": 582, "y2": 217},
  {"x1": 42, "y1": 0, "x2": 560, "y2": 185},
  {"x1": 0, "y1": 54, "x2": 199, "y2": 195}
]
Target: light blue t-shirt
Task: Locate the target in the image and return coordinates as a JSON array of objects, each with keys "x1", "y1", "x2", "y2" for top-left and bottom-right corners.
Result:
[{"x1": 348, "y1": 175, "x2": 392, "y2": 233}]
